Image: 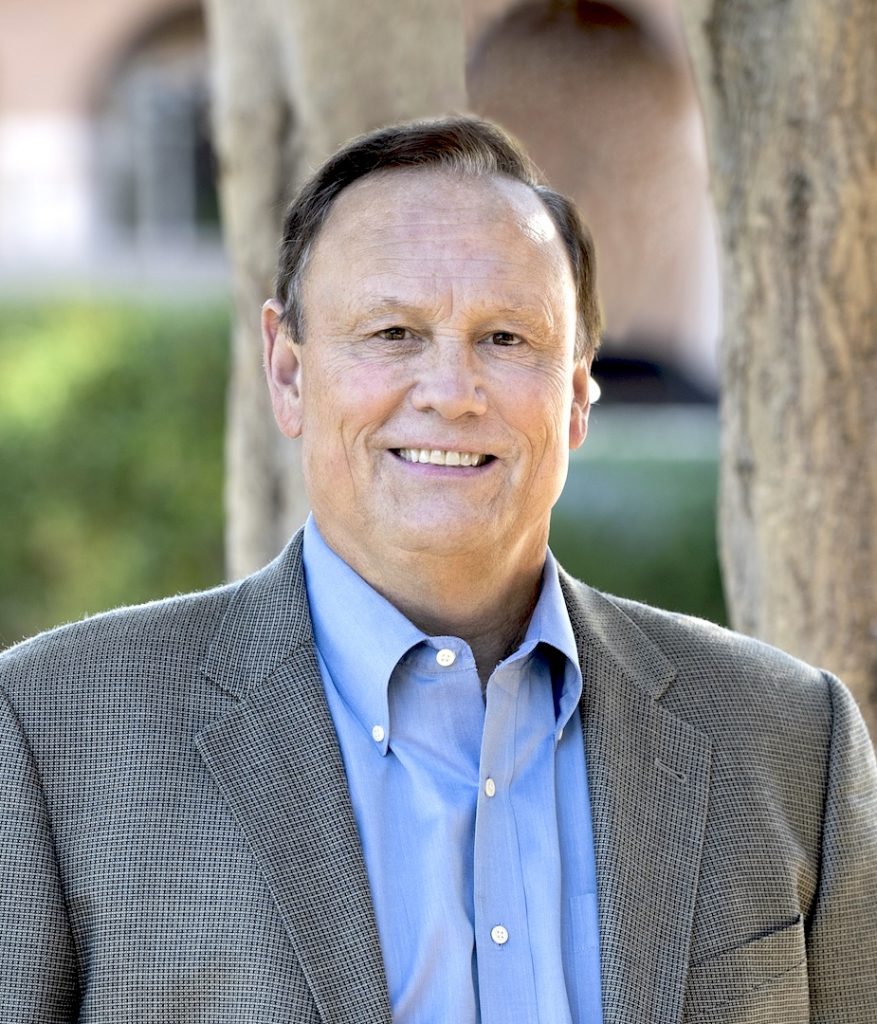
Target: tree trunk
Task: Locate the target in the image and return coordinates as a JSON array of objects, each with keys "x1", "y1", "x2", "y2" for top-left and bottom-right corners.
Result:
[
  {"x1": 205, "y1": 0, "x2": 466, "y2": 580},
  {"x1": 680, "y1": 0, "x2": 877, "y2": 736}
]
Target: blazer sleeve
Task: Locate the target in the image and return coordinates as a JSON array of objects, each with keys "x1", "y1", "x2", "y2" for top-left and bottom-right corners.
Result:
[
  {"x1": 0, "y1": 689, "x2": 79, "y2": 1022},
  {"x1": 806, "y1": 672, "x2": 877, "y2": 1022}
]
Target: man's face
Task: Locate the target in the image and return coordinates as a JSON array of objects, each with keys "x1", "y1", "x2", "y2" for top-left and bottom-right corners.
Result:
[{"x1": 264, "y1": 169, "x2": 590, "y2": 574}]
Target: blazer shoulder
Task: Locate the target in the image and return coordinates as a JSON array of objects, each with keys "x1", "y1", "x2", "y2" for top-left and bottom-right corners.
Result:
[
  {"x1": 0, "y1": 578, "x2": 240, "y2": 702},
  {"x1": 614, "y1": 591, "x2": 827, "y2": 687},
  {"x1": 562, "y1": 573, "x2": 837, "y2": 737},
  {"x1": 0, "y1": 532, "x2": 310, "y2": 716}
]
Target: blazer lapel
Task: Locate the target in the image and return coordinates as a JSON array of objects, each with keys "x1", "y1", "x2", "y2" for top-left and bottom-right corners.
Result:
[
  {"x1": 195, "y1": 534, "x2": 392, "y2": 1024},
  {"x1": 561, "y1": 575, "x2": 712, "y2": 1024}
]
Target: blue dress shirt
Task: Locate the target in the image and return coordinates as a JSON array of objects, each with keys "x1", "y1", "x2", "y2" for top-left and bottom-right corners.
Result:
[{"x1": 302, "y1": 516, "x2": 603, "y2": 1024}]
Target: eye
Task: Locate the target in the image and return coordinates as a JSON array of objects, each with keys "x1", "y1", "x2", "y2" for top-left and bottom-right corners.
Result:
[
  {"x1": 488, "y1": 331, "x2": 521, "y2": 347},
  {"x1": 376, "y1": 326, "x2": 410, "y2": 341}
]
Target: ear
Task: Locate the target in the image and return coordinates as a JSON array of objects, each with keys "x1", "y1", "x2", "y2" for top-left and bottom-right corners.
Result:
[
  {"x1": 568, "y1": 359, "x2": 592, "y2": 450},
  {"x1": 262, "y1": 298, "x2": 303, "y2": 439}
]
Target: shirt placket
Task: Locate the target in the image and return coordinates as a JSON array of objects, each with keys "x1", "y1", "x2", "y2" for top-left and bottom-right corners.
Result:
[{"x1": 473, "y1": 660, "x2": 540, "y2": 1024}]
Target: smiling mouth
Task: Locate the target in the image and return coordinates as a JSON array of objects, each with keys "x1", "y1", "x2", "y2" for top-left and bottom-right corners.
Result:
[{"x1": 394, "y1": 448, "x2": 493, "y2": 467}]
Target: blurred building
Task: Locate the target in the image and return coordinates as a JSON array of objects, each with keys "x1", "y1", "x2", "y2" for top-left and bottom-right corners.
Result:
[
  {"x1": 0, "y1": 0, "x2": 719, "y2": 392},
  {"x1": 0, "y1": 0, "x2": 220, "y2": 287}
]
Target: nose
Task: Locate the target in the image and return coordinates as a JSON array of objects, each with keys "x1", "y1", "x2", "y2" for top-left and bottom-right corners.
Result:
[{"x1": 409, "y1": 340, "x2": 488, "y2": 419}]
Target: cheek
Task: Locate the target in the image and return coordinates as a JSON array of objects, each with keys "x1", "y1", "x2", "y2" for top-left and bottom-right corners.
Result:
[
  {"x1": 300, "y1": 362, "x2": 402, "y2": 452},
  {"x1": 504, "y1": 374, "x2": 572, "y2": 447}
]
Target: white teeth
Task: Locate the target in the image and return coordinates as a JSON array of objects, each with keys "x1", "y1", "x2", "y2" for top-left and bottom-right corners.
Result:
[{"x1": 398, "y1": 448, "x2": 487, "y2": 467}]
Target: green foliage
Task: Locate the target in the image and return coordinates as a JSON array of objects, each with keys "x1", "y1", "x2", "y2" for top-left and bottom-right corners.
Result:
[
  {"x1": 552, "y1": 452, "x2": 726, "y2": 624},
  {"x1": 0, "y1": 299, "x2": 229, "y2": 648}
]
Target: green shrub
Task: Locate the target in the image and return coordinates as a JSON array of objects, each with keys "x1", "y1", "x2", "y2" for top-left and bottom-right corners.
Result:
[
  {"x1": 552, "y1": 454, "x2": 726, "y2": 624},
  {"x1": 0, "y1": 300, "x2": 229, "y2": 647}
]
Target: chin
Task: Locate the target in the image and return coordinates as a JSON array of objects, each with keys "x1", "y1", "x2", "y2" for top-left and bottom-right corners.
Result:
[{"x1": 384, "y1": 516, "x2": 494, "y2": 558}]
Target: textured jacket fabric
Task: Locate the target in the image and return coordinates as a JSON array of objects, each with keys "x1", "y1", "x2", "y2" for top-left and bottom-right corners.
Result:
[{"x1": 1, "y1": 531, "x2": 875, "y2": 1023}]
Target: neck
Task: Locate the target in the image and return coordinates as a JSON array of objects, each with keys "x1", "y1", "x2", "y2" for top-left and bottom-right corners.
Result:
[
  {"x1": 394, "y1": 562, "x2": 542, "y2": 685},
  {"x1": 319, "y1": 524, "x2": 548, "y2": 685}
]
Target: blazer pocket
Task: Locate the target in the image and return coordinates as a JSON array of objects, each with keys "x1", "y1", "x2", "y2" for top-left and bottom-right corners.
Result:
[{"x1": 684, "y1": 915, "x2": 807, "y2": 1022}]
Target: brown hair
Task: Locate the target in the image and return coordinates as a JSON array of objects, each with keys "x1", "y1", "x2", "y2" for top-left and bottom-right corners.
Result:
[{"x1": 275, "y1": 116, "x2": 602, "y2": 360}]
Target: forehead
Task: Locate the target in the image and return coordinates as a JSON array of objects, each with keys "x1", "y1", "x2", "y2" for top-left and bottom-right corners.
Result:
[
  {"x1": 307, "y1": 168, "x2": 571, "y2": 284},
  {"x1": 325, "y1": 167, "x2": 556, "y2": 234}
]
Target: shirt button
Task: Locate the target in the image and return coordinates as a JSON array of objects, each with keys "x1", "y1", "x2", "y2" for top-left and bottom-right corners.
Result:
[
  {"x1": 436, "y1": 648, "x2": 456, "y2": 667},
  {"x1": 484, "y1": 778, "x2": 496, "y2": 798},
  {"x1": 371, "y1": 725, "x2": 385, "y2": 743},
  {"x1": 491, "y1": 925, "x2": 509, "y2": 946}
]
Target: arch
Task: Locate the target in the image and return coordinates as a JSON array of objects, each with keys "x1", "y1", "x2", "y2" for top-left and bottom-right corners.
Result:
[
  {"x1": 91, "y1": 4, "x2": 218, "y2": 250},
  {"x1": 468, "y1": 0, "x2": 720, "y2": 386}
]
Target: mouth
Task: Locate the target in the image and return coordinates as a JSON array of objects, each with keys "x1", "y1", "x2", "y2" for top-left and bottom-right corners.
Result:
[{"x1": 394, "y1": 448, "x2": 495, "y2": 468}]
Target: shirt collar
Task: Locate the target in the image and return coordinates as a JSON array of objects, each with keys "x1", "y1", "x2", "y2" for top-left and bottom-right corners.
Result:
[
  {"x1": 302, "y1": 515, "x2": 583, "y2": 748},
  {"x1": 519, "y1": 548, "x2": 583, "y2": 731}
]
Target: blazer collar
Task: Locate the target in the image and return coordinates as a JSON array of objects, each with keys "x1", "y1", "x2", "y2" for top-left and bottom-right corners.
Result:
[
  {"x1": 558, "y1": 566, "x2": 677, "y2": 700},
  {"x1": 202, "y1": 535, "x2": 679, "y2": 702},
  {"x1": 201, "y1": 529, "x2": 312, "y2": 698}
]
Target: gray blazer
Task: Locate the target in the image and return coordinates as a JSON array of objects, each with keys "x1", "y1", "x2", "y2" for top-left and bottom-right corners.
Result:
[{"x1": 1, "y1": 531, "x2": 875, "y2": 1023}]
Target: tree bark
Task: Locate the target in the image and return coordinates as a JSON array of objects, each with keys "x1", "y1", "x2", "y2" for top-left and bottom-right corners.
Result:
[
  {"x1": 680, "y1": 0, "x2": 877, "y2": 735},
  {"x1": 205, "y1": 0, "x2": 466, "y2": 580}
]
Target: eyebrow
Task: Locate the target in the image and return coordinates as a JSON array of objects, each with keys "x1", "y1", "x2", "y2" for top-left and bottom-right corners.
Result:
[
  {"x1": 358, "y1": 298, "x2": 428, "y2": 321},
  {"x1": 358, "y1": 298, "x2": 553, "y2": 332},
  {"x1": 486, "y1": 305, "x2": 553, "y2": 328}
]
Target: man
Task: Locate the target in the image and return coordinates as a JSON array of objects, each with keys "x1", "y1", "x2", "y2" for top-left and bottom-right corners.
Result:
[{"x1": 1, "y1": 117, "x2": 875, "y2": 1023}]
